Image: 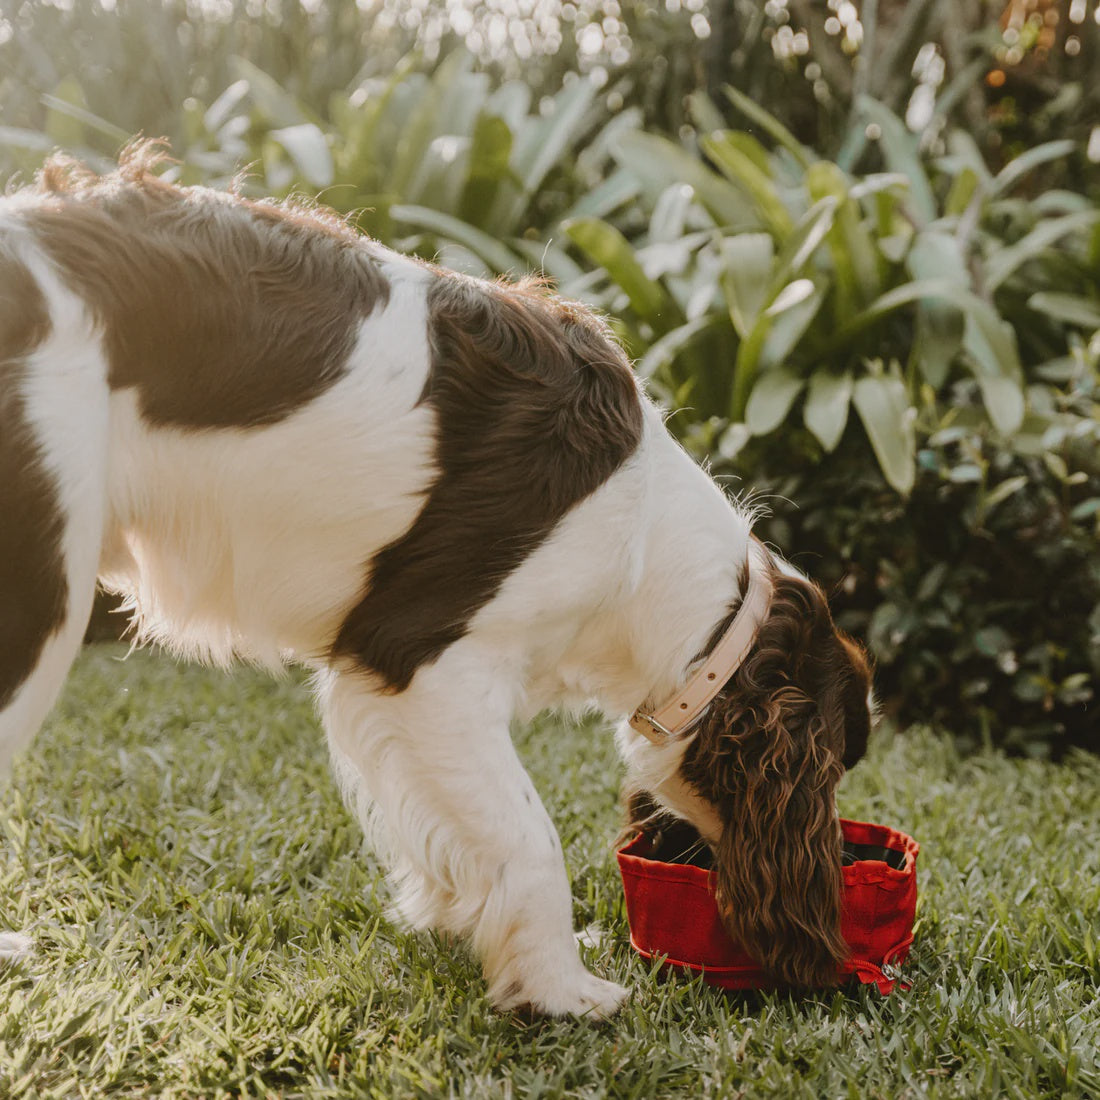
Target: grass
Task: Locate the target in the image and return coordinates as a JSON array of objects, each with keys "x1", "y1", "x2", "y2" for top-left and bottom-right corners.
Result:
[{"x1": 0, "y1": 645, "x2": 1098, "y2": 1098}]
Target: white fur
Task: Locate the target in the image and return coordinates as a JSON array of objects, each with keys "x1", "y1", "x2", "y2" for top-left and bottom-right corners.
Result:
[
  {"x1": 99, "y1": 260, "x2": 437, "y2": 668},
  {"x1": 0, "y1": 225, "x2": 759, "y2": 1018},
  {"x1": 0, "y1": 249, "x2": 109, "y2": 772}
]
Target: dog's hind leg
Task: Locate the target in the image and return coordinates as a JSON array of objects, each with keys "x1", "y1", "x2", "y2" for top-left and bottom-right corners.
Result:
[
  {"x1": 318, "y1": 645, "x2": 629, "y2": 1020},
  {"x1": 0, "y1": 248, "x2": 110, "y2": 778}
]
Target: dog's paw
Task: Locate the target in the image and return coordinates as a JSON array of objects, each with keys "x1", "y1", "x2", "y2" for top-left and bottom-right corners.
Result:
[{"x1": 493, "y1": 967, "x2": 629, "y2": 1021}]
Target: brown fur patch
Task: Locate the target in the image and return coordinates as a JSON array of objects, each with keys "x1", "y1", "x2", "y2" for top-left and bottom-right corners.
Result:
[
  {"x1": 23, "y1": 141, "x2": 390, "y2": 429},
  {"x1": 680, "y1": 564, "x2": 873, "y2": 988},
  {"x1": 332, "y1": 275, "x2": 645, "y2": 691},
  {"x1": 0, "y1": 243, "x2": 67, "y2": 705}
]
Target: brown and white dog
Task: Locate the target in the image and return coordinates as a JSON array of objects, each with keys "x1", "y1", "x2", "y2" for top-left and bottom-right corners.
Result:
[{"x1": 0, "y1": 144, "x2": 871, "y2": 1017}]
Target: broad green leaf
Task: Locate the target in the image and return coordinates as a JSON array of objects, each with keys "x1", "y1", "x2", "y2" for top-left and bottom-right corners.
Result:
[
  {"x1": 649, "y1": 184, "x2": 696, "y2": 243},
  {"x1": 205, "y1": 79, "x2": 251, "y2": 133},
  {"x1": 1026, "y1": 292, "x2": 1100, "y2": 331},
  {"x1": 715, "y1": 130, "x2": 774, "y2": 176},
  {"x1": 686, "y1": 90, "x2": 727, "y2": 136},
  {"x1": 437, "y1": 69, "x2": 490, "y2": 139},
  {"x1": 962, "y1": 310, "x2": 1025, "y2": 434},
  {"x1": 564, "y1": 217, "x2": 678, "y2": 330},
  {"x1": 519, "y1": 77, "x2": 595, "y2": 196},
  {"x1": 561, "y1": 168, "x2": 639, "y2": 223},
  {"x1": 852, "y1": 372, "x2": 916, "y2": 495},
  {"x1": 459, "y1": 113, "x2": 514, "y2": 226},
  {"x1": 636, "y1": 232, "x2": 711, "y2": 280},
  {"x1": 878, "y1": 232, "x2": 912, "y2": 265},
  {"x1": 391, "y1": 74, "x2": 449, "y2": 200},
  {"x1": 270, "y1": 123, "x2": 332, "y2": 188},
  {"x1": 807, "y1": 160, "x2": 879, "y2": 309},
  {"x1": 393, "y1": 56, "x2": 479, "y2": 205},
  {"x1": 907, "y1": 231, "x2": 968, "y2": 387},
  {"x1": 1033, "y1": 190, "x2": 1092, "y2": 216},
  {"x1": 230, "y1": 57, "x2": 311, "y2": 127},
  {"x1": 985, "y1": 210, "x2": 1100, "y2": 291},
  {"x1": 613, "y1": 131, "x2": 758, "y2": 229},
  {"x1": 804, "y1": 371, "x2": 853, "y2": 452},
  {"x1": 970, "y1": 372, "x2": 1025, "y2": 436},
  {"x1": 44, "y1": 78, "x2": 89, "y2": 147},
  {"x1": 390, "y1": 204, "x2": 521, "y2": 274},
  {"x1": 731, "y1": 324, "x2": 768, "y2": 420},
  {"x1": 336, "y1": 65, "x2": 414, "y2": 184},
  {"x1": 908, "y1": 230, "x2": 968, "y2": 282},
  {"x1": 720, "y1": 233, "x2": 775, "y2": 338},
  {"x1": 992, "y1": 139, "x2": 1077, "y2": 196},
  {"x1": 723, "y1": 84, "x2": 814, "y2": 169},
  {"x1": 731, "y1": 280, "x2": 823, "y2": 418},
  {"x1": 766, "y1": 279, "x2": 815, "y2": 316},
  {"x1": 497, "y1": 77, "x2": 595, "y2": 225},
  {"x1": 857, "y1": 97, "x2": 936, "y2": 225},
  {"x1": 771, "y1": 197, "x2": 837, "y2": 286},
  {"x1": 828, "y1": 278, "x2": 1002, "y2": 352},
  {"x1": 944, "y1": 167, "x2": 980, "y2": 217},
  {"x1": 913, "y1": 307, "x2": 965, "y2": 388},
  {"x1": 39, "y1": 94, "x2": 135, "y2": 146},
  {"x1": 760, "y1": 282, "x2": 825, "y2": 368},
  {"x1": 1044, "y1": 451, "x2": 1070, "y2": 481},
  {"x1": 408, "y1": 134, "x2": 473, "y2": 212},
  {"x1": 636, "y1": 316, "x2": 721, "y2": 378},
  {"x1": 942, "y1": 129, "x2": 995, "y2": 187},
  {"x1": 963, "y1": 299, "x2": 1023, "y2": 381},
  {"x1": 702, "y1": 132, "x2": 793, "y2": 236},
  {"x1": 684, "y1": 247, "x2": 725, "y2": 319},
  {"x1": 487, "y1": 80, "x2": 532, "y2": 131},
  {"x1": 577, "y1": 105, "x2": 643, "y2": 177},
  {"x1": 847, "y1": 173, "x2": 910, "y2": 200},
  {"x1": 982, "y1": 475, "x2": 1029, "y2": 515},
  {"x1": 1071, "y1": 498, "x2": 1100, "y2": 521},
  {"x1": 40, "y1": 90, "x2": 130, "y2": 148},
  {"x1": 745, "y1": 367, "x2": 804, "y2": 435}
]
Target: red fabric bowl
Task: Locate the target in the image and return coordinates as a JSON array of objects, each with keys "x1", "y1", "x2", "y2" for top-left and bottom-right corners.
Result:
[{"x1": 618, "y1": 818, "x2": 918, "y2": 994}]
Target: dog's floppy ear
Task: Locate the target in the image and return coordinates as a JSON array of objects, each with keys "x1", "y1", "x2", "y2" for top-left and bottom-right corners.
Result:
[{"x1": 683, "y1": 571, "x2": 859, "y2": 987}]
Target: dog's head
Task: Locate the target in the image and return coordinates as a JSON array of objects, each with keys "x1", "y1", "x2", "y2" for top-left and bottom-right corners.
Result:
[{"x1": 621, "y1": 559, "x2": 872, "y2": 988}]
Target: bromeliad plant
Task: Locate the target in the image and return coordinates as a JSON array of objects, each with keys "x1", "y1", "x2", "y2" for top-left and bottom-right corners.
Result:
[
  {"x1": 558, "y1": 92, "x2": 1100, "y2": 755},
  {"x1": 562, "y1": 89, "x2": 1100, "y2": 496},
  {"x1": 2, "y1": 49, "x2": 631, "y2": 282},
  {"x1": 178, "y1": 50, "x2": 636, "y2": 278}
]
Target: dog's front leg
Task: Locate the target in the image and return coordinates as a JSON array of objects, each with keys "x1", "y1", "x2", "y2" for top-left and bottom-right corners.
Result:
[{"x1": 317, "y1": 650, "x2": 628, "y2": 1019}]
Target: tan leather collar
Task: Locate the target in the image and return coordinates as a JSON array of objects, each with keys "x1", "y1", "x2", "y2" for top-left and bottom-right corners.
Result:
[{"x1": 629, "y1": 544, "x2": 772, "y2": 745}]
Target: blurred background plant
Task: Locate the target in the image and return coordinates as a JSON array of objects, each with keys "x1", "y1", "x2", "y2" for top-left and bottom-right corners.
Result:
[{"x1": 2, "y1": 0, "x2": 1097, "y2": 757}]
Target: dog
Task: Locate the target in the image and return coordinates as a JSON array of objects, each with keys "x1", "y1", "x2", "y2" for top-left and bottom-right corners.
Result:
[{"x1": 0, "y1": 143, "x2": 872, "y2": 1017}]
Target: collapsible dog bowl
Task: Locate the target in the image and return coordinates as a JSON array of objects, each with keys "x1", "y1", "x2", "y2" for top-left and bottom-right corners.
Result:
[{"x1": 618, "y1": 818, "x2": 918, "y2": 994}]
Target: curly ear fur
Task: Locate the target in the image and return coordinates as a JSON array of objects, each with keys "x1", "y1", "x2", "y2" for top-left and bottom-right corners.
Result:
[{"x1": 681, "y1": 568, "x2": 871, "y2": 988}]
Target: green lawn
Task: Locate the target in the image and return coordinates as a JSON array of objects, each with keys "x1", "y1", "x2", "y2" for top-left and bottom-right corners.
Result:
[{"x1": 1, "y1": 645, "x2": 1097, "y2": 1098}]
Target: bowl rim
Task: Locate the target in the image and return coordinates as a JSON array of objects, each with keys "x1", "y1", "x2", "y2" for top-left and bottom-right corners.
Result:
[{"x1": 617, "y1": 817, "x2": 920, "y2": 888}]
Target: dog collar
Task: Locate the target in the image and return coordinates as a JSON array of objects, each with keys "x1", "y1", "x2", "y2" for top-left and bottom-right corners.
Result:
[{"x1": 629, "y1": 546, "x2": 772, "y2": 745}]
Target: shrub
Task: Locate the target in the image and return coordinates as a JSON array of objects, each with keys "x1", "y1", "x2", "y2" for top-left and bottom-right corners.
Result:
[
  {"x1": 562, "y1": 92, "x2": 1098, "y2": 756},
  {"x1": 742, "y1": 370, "x2": 1100, "y2": 759}
]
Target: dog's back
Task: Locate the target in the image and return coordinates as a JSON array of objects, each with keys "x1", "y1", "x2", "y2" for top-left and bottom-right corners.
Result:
[{"x1": 0, "y1": 142, "x2": 643, "y2": 743}]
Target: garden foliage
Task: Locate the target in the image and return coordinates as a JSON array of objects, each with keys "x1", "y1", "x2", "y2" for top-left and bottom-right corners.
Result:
[{"x1": 2, "y1": 1, "x2": 1097, "y2": 756}]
